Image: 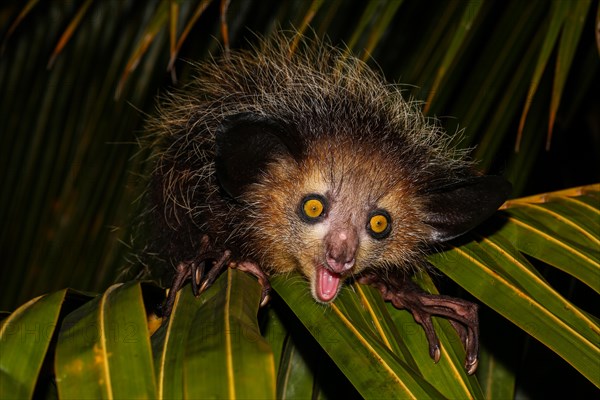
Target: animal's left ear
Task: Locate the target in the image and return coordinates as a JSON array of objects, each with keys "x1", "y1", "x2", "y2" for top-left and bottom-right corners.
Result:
[
  {"x1": 423, "y1": 175, "x2": 511, "y2": 243},
  {"x1": 215, "y1": 113, "x2": 302, "y2": 199}
]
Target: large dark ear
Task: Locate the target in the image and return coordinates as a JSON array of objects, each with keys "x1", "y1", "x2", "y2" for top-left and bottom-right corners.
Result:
[
  {"x1": 423, "y1": 175, "x2": 511, "y2": 243},
  {"x1": 215, "y1": 113, "x2": 301, "y2": 199}
]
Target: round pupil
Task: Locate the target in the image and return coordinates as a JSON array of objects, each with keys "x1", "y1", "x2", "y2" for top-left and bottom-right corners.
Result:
[
  {"x1": 304, "y1": 199, "x2": 323, "y2": 218},
  {"x1": 370, "y1": 214, "x2": 388, "y2": 233}
]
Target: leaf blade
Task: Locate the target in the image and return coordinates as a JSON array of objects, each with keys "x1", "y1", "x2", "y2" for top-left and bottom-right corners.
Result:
[
  {"x1": 272, "y1": 275, "x2": 445, "y2": 399},
  {"x1": 424, "y1": 0, "x2": 485, "y2": 112},
  {"x1": 55, "y1": 282, "x2": 157, "y2": 399},
  {"x1": 183, "y1": 269, "x2": 276, "y2": 399},
  {"x1": 516, "y1": 0, "x2": 569, "y2": 150},
  {"x1": 500, "y1": 206, "x2": 600, "y2": 294},
  {"x1": 429, "y1": 237, "x2": 600, "y2": 387},
  {"x1": 0, "y1": 290, "x2": 67, "y2": 400},
  {"x1": 548, "y1": 0, "x2": 593, "y2": 149}
]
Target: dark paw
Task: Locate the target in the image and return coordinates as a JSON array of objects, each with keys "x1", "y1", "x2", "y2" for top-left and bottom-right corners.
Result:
[
  {"x1": 359, "y1": 272, "x2": 479, "y2": 375},
  {"x1": 162, "y1": 236, "x2": 230, "y2": 318},
  {"x1": 161, "y1": 236, "x2": 272, "y2": 318}
]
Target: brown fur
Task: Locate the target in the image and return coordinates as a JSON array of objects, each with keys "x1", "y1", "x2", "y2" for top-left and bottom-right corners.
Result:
[{"x1": 139, "y1": 32, "x2": 474, "y2": 295}]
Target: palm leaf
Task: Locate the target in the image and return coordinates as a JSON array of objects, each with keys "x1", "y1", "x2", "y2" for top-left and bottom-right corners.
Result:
[
  {"x1": 272, "y1": 276, "x2": 447, "y2": 399},
  {"x1": 181, "y1": 269, "x2": 275, "y2": 399},
  {"x1": 0, "y1": 290, "x2": 67, "y2": 399},
  {"x1": 430, "y1": 185, "x2": 600, "y2": 387},
  {"x1": 0, "y1": 185, "x2": 598, "y2": 397},
  {"x1": 2, "y1": 186, "x2": 598, "y2": 398},
  {"x1": 54, "y1": 282, "x2": 157, "y2": 399}
]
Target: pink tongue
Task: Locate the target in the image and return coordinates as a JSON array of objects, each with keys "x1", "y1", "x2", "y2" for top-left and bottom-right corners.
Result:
[{"x1": 316, "y1": 266, "x2": 341, "y2": 302}]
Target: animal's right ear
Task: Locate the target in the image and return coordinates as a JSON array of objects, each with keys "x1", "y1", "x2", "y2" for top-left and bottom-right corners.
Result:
[
  {"x1": 215, "y1": 113, "x2": 301, "y2": 199},
  {"x1": 422, "y1": 175, "x2": 511, "y2": 243}
]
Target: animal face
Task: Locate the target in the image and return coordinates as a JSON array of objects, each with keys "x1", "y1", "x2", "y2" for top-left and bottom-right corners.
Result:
[
  {"x1": 245, "y1": 141, "x2": 430, "y2": 303},
  {"x1": 215, "y1": 113, "x2": 509, "y2": 304}
]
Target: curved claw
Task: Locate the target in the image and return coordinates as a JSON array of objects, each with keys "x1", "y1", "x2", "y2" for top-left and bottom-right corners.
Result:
[
  {"x1": 466, "y1": 355, "x2": 479, "y2": 376},
  {"x1": 236, "y1": 261, "x2": 272, "y2": 307},
  {"x1": 163, "y1": 261, "x2": 193, "y2": 318},
  {"x1": 259, "y1": 285, "x2": 271, "y2": 307},
  {"x1": 198, "y1": 250, "x2": 231, "y2": 294},
  {"x1": 191, "y1": 261, "x2": 206, "y2": 296},
  {"x1": 409, "y1": 306, "x2": 441, "y2": 363}
]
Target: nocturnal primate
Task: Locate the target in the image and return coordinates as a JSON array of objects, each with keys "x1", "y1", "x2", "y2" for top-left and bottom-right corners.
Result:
[{"x1": 141, "y1": 32, "x2": 511, "y2": 374}]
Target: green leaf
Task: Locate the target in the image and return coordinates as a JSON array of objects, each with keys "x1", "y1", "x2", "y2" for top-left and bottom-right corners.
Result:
[
  {"x1": 273, "y1": 275, "x2": 445, "y2": 398},
  {"x1": 346, "y1": 0, "x2": 403, "y2": 60},
  {"x1": 116, "y1": 0, "x2": 170, "y2": 98},
  {"x1": 261, "y1": 307, "x2": 287, "y2": 377},
  {"x1": 516, "y1": 0, "x2": 569, "y2": 150},
  {"x1": 339, "y1": 283, "x2": 417, "y2": 368},
  {"x1": 295, "y1": 0, "x2": 326, "y2": 37},
  {"x1": 1, "y1": 1, "x2": 597, "y2": 396},
  {"x1": 477, "y1": 347, "x2": 516, "y2": 400},
  {"x1": 0, "y1": 290, "x2": 67, "y2": 400},
  {"x1": 424, "y1": 0, "x2": 485, "y2": 112},
  {"x1": 151, "y1": 279, "x2": 216, "y2": 399},
  {"x1": 47, "y1": 0, "x2": 93, "y2": 68},
  {"x1": 429, "y1": 194, "x2": 600, "y2": 388},
  {"x1": 55, "y1": 282, "x2": 157, "y2": 399},
  {"x1": 502, "y1": 188, "x2": 600, "y2": 294},
  {"x1": 0, "y1": 0, "x2": 40, "y2": 54},
  {"x1": 471, "y1": 1, "x2": 545, "y2": 169},
  {"x1": 548, "y1": 0, "x2": 592, "y2": 149},
  {"x1": 182, "y1": 268, "x2": 276, "y2": 399},
  {"x1": 484, "y1": 230, "x2": 597, "y2": 341},
  {"x1": 346, "y1": 0, "x2": 384, "y2": 52},
  {"x1": 276, "y1": 332, "x2": 317, "y2": 399},
  {"x1": 167, "y1": 0, "x2": 213, "y2": 71},
  {"x1": 337, "y1": 279, "x2": 483, "y2": 399}
]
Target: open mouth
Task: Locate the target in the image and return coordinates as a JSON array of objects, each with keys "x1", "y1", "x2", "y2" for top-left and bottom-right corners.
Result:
[{"x1": 314, "y1": 264, "x2": 343, "y2": 303}]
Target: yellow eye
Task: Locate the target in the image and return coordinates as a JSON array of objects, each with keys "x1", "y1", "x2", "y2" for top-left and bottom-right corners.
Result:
[
  {"x1": 298, "y1": 194, "x2": 328, "y2": 223},
  {"x1": 370, "y1": 214, "x2": 388, "y2": 233},
  {"x1": 303, "y1": 198, "x2": 324, "y2": 219},
  {"x1": 367, "y1": 210, "x2": 391, "y2": 239}
]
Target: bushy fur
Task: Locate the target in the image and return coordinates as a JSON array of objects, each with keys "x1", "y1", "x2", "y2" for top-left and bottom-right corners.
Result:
[{"x1": 139, "y1": 32, "x2": 473, "y2": 282}]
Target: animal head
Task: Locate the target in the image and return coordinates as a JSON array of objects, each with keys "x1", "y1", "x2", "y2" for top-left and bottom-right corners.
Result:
[{"x1": 215, "y1": 113, "x2": 510, "y2": 303}]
